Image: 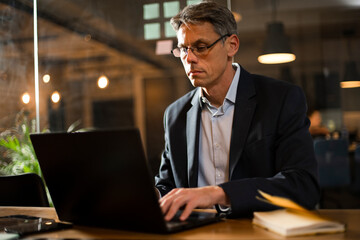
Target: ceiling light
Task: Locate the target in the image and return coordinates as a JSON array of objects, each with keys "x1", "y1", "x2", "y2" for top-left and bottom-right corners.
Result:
[
  {"x1": 43, "y1": 74, "x2": 50, "y2": 83},
  {"x1": 258, "y1": 1, "x2": 295, "y2": 64},
  {"x1": 98, "y1": 75, "x2": 109, "y2": 89},
  {"x1": 340, "y1": 61, "x2": 360, "y2": 88},
  {"x1": 22, "y1": 92, "x2": 30, "y2": 104},
  {"x1": 51, "y1": 91, "x2": 61, "y2": 103}
]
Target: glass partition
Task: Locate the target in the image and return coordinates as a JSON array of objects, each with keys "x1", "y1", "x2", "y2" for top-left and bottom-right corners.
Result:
[
  {"x1": 0, "y1": 1, "x2": 39, "y2": 176},
  {"x1": 0, "y1": 1, "x2": 35, "y2": 130}
]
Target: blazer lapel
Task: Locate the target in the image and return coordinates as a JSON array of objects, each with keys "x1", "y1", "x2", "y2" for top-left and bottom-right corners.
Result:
[
  {"x1": 186, "y1": 90, "x2": 201, "y2": 187},
  {"x1": 229, "y1": 68, "x2": 257, "y2": 178}
]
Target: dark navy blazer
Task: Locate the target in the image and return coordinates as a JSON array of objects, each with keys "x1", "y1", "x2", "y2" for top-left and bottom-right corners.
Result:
[{"x1": 155, "y1": 66, "x2": 320, "y2": 217}]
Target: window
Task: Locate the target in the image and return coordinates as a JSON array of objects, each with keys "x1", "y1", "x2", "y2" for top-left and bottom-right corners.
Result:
[
  {"x1": 143, "y1": 3, "x2": 159, "y2": 20},
  {"x1": 163, "y1": 1, "x2": 179, "y2": 18},
  {"x1": 143, "y1": 1, "x2": 199, "y2": 40},
  {"x1": 144, "y1": 22, "x2": 161, "y2": 40}
]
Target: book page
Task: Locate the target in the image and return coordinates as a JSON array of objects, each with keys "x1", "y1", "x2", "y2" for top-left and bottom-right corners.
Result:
[
  {"x1": 253, "y1": 209, "x2": 345, "y2": 236},
  {"x1": 253, "y1": 190, "x2": 346, "y2": 236}
]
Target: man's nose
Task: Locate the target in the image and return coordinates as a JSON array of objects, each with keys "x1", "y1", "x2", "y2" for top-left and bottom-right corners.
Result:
[{"x1": 185, "y1": 48, "x2": 198, "y2": 63}]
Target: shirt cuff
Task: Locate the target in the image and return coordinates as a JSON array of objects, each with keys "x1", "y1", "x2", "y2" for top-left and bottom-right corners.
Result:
[{"x1": 215, "y1": 204, "x2": 231, "y2": 214}]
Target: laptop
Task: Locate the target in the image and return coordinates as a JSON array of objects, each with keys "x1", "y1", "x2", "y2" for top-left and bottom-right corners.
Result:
[{"x1": 30, "y1": 128, "x2": 221, "y2": 233}]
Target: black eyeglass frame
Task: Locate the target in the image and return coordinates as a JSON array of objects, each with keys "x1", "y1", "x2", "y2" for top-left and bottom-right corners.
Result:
[{"x1": 171, "y1": 34, "x2": 231, "y2": 58}]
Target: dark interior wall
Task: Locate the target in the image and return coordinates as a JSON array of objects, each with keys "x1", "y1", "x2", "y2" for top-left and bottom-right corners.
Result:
[
  {"x1": 144, "y1": 77, "x2": 176, "y2": 177},
  {"x1": 92, "y1": 99, "x2": 134, "y2": 130}
]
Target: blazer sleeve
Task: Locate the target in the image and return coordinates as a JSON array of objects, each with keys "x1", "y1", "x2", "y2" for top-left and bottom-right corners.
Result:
[
  {"x1": 219, "y1": 84, "x2": 320, "y2": 217},
  {"x1": 154, "y1": 90, "x2": 198, "y2": 197},
  {"x1": 154, "y1": 107, "x2": 177, "y2": 197}
]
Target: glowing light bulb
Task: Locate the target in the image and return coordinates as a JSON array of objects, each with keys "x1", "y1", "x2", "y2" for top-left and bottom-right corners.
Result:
[
  {"x1": 340, "y1": 81, "x2": 360, "y2": 88},
  {"x1": 22, "y1": 92, "x2": 30, "y2": 104},
  {"x1": 51, "y1": 91, "x2": 61, "y2": 103},
  {"x1": 258, "y1": 53, "x2": 296, "y2": 64},
  {"x1": 98, "y1": 75, "x2": 109, "y2": 89},
  {"x1": 43, "y1": 74, "x2": 50, "y2": 83}
]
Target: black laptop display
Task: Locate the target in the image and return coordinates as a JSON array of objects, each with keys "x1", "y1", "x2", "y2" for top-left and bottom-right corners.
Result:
[{"x1": 30, "y1": 129, "x2": 220, "y2": 233}]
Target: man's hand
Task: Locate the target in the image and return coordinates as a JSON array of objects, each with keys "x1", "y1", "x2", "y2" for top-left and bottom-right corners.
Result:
[{"x1": 159, "y1": 186, "x2": 229, "y2": 221}]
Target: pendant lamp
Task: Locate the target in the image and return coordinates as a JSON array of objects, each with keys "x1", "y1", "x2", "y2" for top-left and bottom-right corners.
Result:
[
  {"x1": 258, "y1": 0, "x2": 295, "y2": 64},
  {"x1": 341, "y1": 61, "x2": 360, "y2": 88},
  {"x1": 340, "y1": 30, "x2": 360, "y2": 88}
]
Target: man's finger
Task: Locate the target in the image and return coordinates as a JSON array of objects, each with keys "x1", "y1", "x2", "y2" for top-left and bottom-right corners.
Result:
[
  {"x1": 179, "y1": 200, "x2": 196, "y2": 221},
  {"x1": 160, "y1": 188, "x2": 181, "y2": 213},
  {"x1": 159, "y1": 196, "x2": 171, "y2": 214},
  {"x1": 164, "y1": 194, "x2": 187, "y2": 221}
]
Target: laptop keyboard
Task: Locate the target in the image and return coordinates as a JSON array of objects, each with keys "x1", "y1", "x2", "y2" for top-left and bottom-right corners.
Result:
[
  {"x1": 167, "y1": 211, "x2": 189, "y2": 227},
  {"x1": 167, "y1": 219, "x2": 189, "y2": 228},
  {"x1": 166, "y1": 210, "x2": 217, "y2": 229}
]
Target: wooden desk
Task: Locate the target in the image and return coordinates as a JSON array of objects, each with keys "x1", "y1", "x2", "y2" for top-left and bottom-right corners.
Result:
[{"x1": 1, "y1": 207, "x2": 360, "y2": 239}]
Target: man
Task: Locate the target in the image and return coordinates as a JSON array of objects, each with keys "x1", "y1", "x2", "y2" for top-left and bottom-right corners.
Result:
[{"x1": 155, "y1": 1, "x2": 320, "y2": 221}]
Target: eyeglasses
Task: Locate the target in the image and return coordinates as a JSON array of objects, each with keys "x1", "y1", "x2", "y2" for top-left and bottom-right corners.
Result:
[{"x1": 171, "y1": 34, "x2": 231, "y2": 58}]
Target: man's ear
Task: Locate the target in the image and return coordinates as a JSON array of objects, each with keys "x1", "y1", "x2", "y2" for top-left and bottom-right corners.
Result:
[{"x1": 227, "y1": 34, "x2": 239, "y2": 57}]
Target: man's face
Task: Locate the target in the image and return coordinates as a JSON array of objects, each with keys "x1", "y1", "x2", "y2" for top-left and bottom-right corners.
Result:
[{"x1": 177, "y1": 22, "x2": 230, "y2": 89}]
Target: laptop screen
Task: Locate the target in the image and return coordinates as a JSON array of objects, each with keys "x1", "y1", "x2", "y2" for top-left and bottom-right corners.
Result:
[{"x1": 31, "y1": 129, "x2": 168, "y2": 232}]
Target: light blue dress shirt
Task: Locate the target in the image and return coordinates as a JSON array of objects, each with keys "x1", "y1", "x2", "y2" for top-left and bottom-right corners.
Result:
[{"x1": 198, "y1": 63, "x2": 241, "y2": 187}]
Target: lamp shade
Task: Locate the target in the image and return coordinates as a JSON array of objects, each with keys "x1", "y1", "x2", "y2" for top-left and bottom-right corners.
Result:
[
  {"x1": 258, "y1": 22, "x2": 296, "y2": 64},
  {"x1": 341, "y1": 61, "x2": 360, "y2": 88}
]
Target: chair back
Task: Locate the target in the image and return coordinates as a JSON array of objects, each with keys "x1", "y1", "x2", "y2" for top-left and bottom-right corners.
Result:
[
  {"x1": 353, "y1": 145, "x2": 360, "y2": 192},
  {"x1": 0, "y1": 173, "x2": 49, "y2": 207},
  {"x1": 314, "y1": 139, "x2": 351, "y2": 188}
]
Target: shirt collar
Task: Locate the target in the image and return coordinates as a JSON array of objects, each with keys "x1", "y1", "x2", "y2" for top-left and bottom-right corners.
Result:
[{"x1": 226, "y1": 63, "x2": 241, "y2": 104}]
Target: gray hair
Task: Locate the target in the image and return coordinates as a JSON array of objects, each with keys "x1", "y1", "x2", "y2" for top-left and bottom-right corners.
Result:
[{"x1": 170, "y1": 1, "x2": 237, "y2": 37}]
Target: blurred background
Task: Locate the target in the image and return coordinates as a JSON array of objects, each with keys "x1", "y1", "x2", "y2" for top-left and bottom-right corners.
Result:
[{"x1": 0, "y1": 0, "x2": 360, "y2": 208}]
